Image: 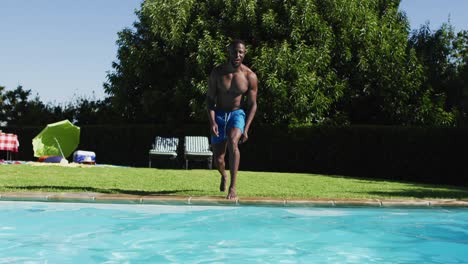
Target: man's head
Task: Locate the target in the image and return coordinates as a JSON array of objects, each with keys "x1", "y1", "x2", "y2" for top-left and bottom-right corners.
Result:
[{"x1": 227, "y1": 39, "x2": 246, "y2": 68}]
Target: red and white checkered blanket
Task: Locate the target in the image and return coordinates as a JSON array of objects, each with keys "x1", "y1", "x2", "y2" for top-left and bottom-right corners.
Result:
[{"x1": 0, "y1": 133, "x2": 19, "y2": 152}]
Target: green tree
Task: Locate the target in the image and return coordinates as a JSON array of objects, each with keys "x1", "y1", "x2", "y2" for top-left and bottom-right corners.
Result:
[
  {"x1": 0, "y1": 84, "x2": 120, "y2": 126},
  {"x1": 0, "y1": 85, "x2": 75, "y2": 126},
  {"x1": 66, "y1": 96, "x2": 119, "y2": 125},
  {"x1": 409, "y1": 24, "x2": 467, "y2": 126},
  {"x1": 318, "y1": 0, "x2": 432, "y2": 125},
  {"x1": 105, "y1": 0, "x2": 453, "y2": 126},
  {"x1": 105, "y1": 0, "x2": 346, "y2": 125},
  {"x1": 0, "y1": 85, "x2": 43, "y2": 126},
  {"x1": 446, "y1": 29, "x2": 468, "y2": 126},
  {"x1": 104, "y1": 4, "x2": 196, "y2": 124}
]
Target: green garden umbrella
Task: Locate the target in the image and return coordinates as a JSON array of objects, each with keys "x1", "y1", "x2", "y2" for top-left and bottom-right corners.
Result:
[{"x1": 32, "y1": 120, "x2": 80, "y2": 158}]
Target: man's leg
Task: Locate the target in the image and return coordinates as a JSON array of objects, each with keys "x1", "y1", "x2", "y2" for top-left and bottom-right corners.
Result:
[
  {"x1": 226, "y1": 128, "x2": 243, "y2": 199},
  {"x1": 212, "y1": 141, "x2": 228, "y2": 192}
]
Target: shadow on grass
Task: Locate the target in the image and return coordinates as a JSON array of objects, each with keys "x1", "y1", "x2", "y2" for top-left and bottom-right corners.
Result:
[
  {"x1": 2, "y1": 185, "x2": 199, "y2": 196},
  {"x1": 321, "y1": 174, "x2": 467, "y2": 186},
  {"x1": 356, "y1": 188, "x2": 468, "y2": 199}
]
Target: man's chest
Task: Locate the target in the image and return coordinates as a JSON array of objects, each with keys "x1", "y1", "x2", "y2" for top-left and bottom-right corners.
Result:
[{"x1": 217, "y1": 73, "x2": 249, "y2": 94}]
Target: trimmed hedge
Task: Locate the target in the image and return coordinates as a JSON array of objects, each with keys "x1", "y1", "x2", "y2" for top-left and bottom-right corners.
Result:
[
  {"x1": 241, "y1": 125, "x2": 467, "y2": 186},
  {"x1": 2, "y1": 124, "x2": 467, "y2": 186}
]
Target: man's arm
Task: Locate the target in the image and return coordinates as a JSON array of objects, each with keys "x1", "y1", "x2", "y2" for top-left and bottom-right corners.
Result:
[
  {"x1": 207, "y1": 69, "x2": 219, "y2": 137},
  {"x1": 241, "y1": 72, "x2": 258, "y2": 143}
]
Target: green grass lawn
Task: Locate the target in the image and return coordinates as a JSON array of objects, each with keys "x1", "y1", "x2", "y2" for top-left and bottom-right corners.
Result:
[{"x1": 1, "y1": 164, "x2": 467, "y2": 200}]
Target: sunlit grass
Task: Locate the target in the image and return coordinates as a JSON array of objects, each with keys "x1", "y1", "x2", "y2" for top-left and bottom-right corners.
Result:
[{"x1": 1, "y1": 164, "x2": 467, "y2": 200}]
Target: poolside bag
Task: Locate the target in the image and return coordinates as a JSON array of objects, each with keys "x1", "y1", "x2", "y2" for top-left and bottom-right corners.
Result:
[
  {"x1": 38, "y1": 156, "x2": 63, "y2": 163},
  {"x1": 73, "y1": 150, "x2": 96, "y2": 164}
]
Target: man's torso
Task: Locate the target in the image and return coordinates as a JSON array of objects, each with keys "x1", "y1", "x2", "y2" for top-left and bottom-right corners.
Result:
[{"x1": 214, "y1": 64, "x2": 252, "y2": 111}]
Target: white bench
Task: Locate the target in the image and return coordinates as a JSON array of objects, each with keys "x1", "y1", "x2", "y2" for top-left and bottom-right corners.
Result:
[
  {"x1": 148, "y1": 137, "x2": 179, "y2": 168},
  {"x1": 184, "y1": 136, "x2": 213, "y2": 169}
]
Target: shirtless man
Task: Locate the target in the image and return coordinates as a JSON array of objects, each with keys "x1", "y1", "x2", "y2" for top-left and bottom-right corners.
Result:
[{"x1": 207, "y1": 39, "x2": 258, "y2": 200}]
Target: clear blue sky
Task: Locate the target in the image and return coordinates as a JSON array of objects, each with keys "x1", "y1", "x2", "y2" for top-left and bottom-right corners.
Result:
[
  {"x1": 1, "y1": 0, "x2": 467, "y2": 104},
  {"x1": 399, "y1": 0, "x2": 468, "y2": 32},
  {"x1": 0, "y1": 0, "x2": 143, "y2": 104}
]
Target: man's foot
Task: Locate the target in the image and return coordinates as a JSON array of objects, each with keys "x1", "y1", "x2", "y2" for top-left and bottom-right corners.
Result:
[
  {"x1": 226, "y1": 187, "x2": 237, "y2": 200},
  {"x1": 219, "y1": 176, "x2": 227, "y2": 192}
]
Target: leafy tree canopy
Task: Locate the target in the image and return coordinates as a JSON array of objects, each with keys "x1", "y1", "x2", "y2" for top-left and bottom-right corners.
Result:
[
  {"x1": 3, "y1": 0, "x2": 466, "y2": 127},
  {"x1": 409, "y1": 24, "x2": 468, "y2": 126},
  {"x1": 106, "y1": 0, "x2": 437, "y2": 126}
]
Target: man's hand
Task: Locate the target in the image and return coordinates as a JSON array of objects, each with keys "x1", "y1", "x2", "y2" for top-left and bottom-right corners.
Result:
[
  {"x1": 239, "y1": 132, "x2": 248, "y2": 144},
  {"x1": 211, "y1": 124, "x2": 219, "y2": 137}
]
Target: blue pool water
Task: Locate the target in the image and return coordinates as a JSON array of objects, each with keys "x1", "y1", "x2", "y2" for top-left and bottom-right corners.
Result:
[{"x1": 0, "y1": 201, "x2": 467, "y2": 263}]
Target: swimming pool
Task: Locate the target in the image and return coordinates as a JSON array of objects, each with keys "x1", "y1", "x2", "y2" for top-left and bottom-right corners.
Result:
[{"x1": 0, "y1": 201, "x2": 467, "y2": 263}]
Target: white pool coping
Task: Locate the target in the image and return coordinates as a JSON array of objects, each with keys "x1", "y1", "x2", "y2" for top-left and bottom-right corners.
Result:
[{"x1": 1, "y1": 192, "x2": 468, "y2": 207}]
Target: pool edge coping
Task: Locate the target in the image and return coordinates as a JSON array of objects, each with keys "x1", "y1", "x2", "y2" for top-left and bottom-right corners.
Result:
[{"x1": 1, "y1": 192, "x2": 468, "y2": 207}]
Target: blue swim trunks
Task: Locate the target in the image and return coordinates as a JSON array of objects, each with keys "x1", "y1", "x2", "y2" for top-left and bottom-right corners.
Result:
[{"x1": 211, "y1": 109, "x2": 246, "y2": 144}]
